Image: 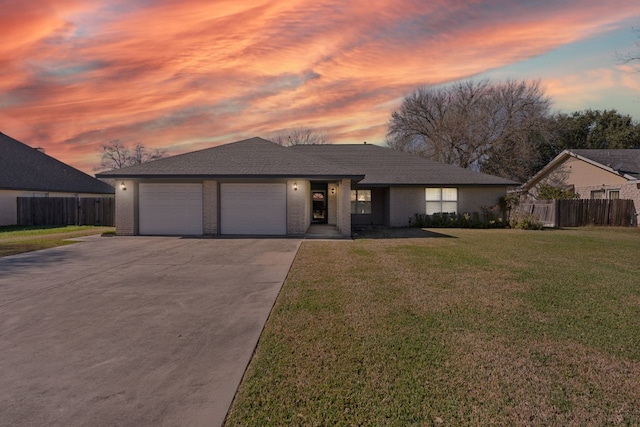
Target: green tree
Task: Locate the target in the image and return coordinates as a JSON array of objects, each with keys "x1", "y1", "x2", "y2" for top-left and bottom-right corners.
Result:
[{"x1": 544, "y1": 109, "x2": 640, "y2": 163}]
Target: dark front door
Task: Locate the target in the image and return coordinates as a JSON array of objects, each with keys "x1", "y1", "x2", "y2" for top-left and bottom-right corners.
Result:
[{"x1": 312, "y1": 190, "x2": 327, "y2": 223}]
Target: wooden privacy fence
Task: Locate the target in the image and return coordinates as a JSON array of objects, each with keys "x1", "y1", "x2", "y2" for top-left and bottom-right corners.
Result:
[
  {"x1": 513, "y1": 199, "x2": 636, "y2": 227},
  {"x1": 17, "y1": 197, "x2": 115, "y2": 226}
]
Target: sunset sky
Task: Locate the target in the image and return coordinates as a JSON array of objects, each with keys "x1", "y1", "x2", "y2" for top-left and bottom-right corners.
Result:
[{"x1": 2, "y1": 1, "x2": 640, "y2": 174}]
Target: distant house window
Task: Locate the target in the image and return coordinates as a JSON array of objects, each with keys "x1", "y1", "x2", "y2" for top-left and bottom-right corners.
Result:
[
  {"x1": 608, "y1": 190, "x2": 620, "y2": 200},
  {"x1": 351, "y1": 190, "x2": 371, "y2": 214},
  {"x1": 425, "y1": 188, "x2": 457, "y2": 215},
  {"x1": 590, "y1": 190, "x2": 605, "y2": 199}
]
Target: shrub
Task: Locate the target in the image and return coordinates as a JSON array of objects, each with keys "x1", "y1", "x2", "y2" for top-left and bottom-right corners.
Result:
[
  {"x1": 509, "y1": 213, "x2": 544, "y2": 230},
  {"x1": 413, "y1": 212, "x2": 506, "y2": 229}
]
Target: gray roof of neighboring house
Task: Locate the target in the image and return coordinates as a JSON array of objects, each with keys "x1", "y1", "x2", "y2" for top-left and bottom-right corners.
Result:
[
  {"x1": 292, "y1": 144, "x2": 519, "y2": 186},
  {"x1": 97, "y1": 137, "x2": 364, "y2": 179},
  {"x1": 0, "y1": 132, "x2": 115, "y2": 194},
  {"x1": 570, "y1": 149, "x2": 640, "y2": 180}
]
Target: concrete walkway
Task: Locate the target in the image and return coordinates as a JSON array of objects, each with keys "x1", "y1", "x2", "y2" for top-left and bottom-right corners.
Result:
[{"x1": 0, "y1": 236, "x2": 301, "y2": 426}]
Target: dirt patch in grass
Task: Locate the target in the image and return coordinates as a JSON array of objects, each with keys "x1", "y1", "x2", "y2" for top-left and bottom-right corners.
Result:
[{"x1": 226, "y1": 228, "x2": 640, "y2": 426}]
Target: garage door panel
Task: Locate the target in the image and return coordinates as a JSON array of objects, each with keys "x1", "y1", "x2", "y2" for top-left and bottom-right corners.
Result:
[
  {"x1": 221, "y1": 183, "x2": 286, "y2": 235},
  {"x1": 139, "y1": 183, "x2": 203, "y2": 235}
]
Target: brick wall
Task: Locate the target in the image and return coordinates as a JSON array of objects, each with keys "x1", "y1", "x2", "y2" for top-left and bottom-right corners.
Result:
[
  {"x1": 337, "y1": 179, "x2": 352, "y2": 235},
  {"x1": 458, "y1": 187, "x2": 507, "y2": 213},
  {"x1": 287, "y1": 179, "x2": 309, "y2": 235},
  {"x1": 115, "y1": 179, "x2": 136, "y2": 235},
  {"x1": 389, "y1": 187, "x2": 424, "y2": 227},
  {"x1": 203, "y1": 180, "x2": 218, "y2": 235}
]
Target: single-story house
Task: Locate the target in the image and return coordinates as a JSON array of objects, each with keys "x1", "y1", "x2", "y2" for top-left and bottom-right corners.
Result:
[
  {"x1": 520, "y1": 149, "x2": 640, "y2": 223},
  {"x1": 0, "y1": 132, "x2": 115, "y2": 226},
  {"x1": 96, "y1": 137, "x2": 517, "y2": 237}
]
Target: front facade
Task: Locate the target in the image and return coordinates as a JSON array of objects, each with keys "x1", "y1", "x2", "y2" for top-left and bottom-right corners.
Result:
[
  {"x1": 99, "y1": 138, "x2": 517, "y2": 237},
  {"x1": 520, "y1": 149, "x2": 640, "y2": 225},
  {"x1": 112, "y1": 177, "x2": 354, "y2": 236},
  {"x1": 0, "y1": 132, "x2": 115, "y2": 226}
]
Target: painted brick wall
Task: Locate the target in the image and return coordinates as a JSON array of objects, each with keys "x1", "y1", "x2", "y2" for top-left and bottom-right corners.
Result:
[
  {"x1": 389, "y1": 187, "x2": 424, "y2": 227},
  {"x1": 389, "y1": 186, "x2": 508, "y2": 226},
  {"x1": 328, "y1": 183, "x2": 338, "y2": 225},
  {"x1": 202, "y1": 180, "x2": 218, "y2": 235},
  {"x1": 115, "y1": 180, "x2": 136, "y2": 235},
  {"x1": 458, "y1": 187, "x2": 507, "y2": 213},
  {"x1": 337, "y1": 179, "x2": 352, "y2": 235},
  {"x1": 287, "y1": 179, "x2": 309, "y2": 235}
]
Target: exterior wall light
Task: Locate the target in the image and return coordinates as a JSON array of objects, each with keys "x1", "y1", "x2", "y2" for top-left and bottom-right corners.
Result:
[
  {"x1": 330, "y1": 187, "x2": 336, "y2": 195},
  {"x1": 120, "y1": 182, "x2": 127, "y2": 191},
  {"x1": 293, "y1": 182, "x2": 298, "y2": 191}
]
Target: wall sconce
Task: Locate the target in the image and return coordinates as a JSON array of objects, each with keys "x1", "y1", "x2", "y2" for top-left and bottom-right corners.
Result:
[
  {"x1": 120, "y1": 182, "x2": 127, "y2": 191},
  {"x1": 330, "y1": 187, "x2": 336, "y2": 195},
  {"x1": 293, "y1": 182, "x2": 298, "y2": 191}
]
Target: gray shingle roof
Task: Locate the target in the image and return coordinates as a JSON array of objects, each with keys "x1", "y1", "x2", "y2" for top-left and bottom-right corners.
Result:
[
  {"x1": 0, "y1": 132, "x2": 115, "y2": 194},
  {"x1": 292, "y1": 144, "x2": 519, "y2": 186},
  {"x1": 97, "y1": 137, "x2": 363, "y2": 179},
  {"x1": 570, "y1": 149, "x2": 640, "y2": 180}
]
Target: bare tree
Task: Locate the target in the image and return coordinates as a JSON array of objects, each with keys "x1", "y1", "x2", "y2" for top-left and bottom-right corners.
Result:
[
  {"x1": 386, "y1": 79, "x2": 552, "y2": 181},
  {"x1": 97, "y1": 140, "x2": 166, "y2": 171},
  {"x1": 617, "y1": 27, "x2": 640, "y2": 66},
  {"x1": 270, "y1": 126, "x2": 331, "y2": 146}
]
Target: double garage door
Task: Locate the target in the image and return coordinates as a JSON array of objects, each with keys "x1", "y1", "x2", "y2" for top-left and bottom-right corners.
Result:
[{"x1": 139, "y1": 183, "x2": 286, "y2": 235}]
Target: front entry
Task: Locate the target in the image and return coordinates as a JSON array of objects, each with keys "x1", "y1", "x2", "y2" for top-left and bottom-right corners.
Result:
[{"x1": 312, "y1": 190, "x2": 327, "y2": 223}]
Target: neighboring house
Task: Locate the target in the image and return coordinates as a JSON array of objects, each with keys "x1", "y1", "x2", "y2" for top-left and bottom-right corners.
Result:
[
  {"x1": 520, "y1": 149, "x2": 640, "y2": 225},
  {"x1": 0, "y1": 132, "x2": 115, "y2": 226},
  {"x1": 97, "y1": 137, "x2": 517, "y2": 237}
]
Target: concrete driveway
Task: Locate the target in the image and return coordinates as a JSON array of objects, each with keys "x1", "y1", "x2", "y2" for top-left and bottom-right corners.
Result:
[{"x1": 0, "y1": 236, "x2": 301, "y2": 426}]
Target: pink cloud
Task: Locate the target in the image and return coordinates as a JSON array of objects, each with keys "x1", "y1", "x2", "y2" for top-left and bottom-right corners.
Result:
[{"x1": 1, "y1": 0, "x2": 640, "y2": 172}]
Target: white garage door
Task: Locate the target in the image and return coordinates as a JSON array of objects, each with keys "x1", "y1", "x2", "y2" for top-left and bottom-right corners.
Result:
[
  {"x1": 220, "y1": 183, "x2": 287, "y2": 235},
  {"x1": 139, "y1": 183, "x2": 203, "y2": 235}
]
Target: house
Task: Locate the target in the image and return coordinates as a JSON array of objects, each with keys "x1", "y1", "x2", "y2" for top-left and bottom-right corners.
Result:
[
  {"x1": 96, "y1": 137, "x2": 517, "y2": 237},
  {"x1": 0, "y1": 132, "x2": 115, "y2": 226},
  {"x1": 520, "y1": 149, "x2": 640, "y2": 224}
]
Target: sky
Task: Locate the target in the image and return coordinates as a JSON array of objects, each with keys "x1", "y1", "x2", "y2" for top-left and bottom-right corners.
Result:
[{"x1": 2, "y1": 1, "x2": 640, "y2": 174}]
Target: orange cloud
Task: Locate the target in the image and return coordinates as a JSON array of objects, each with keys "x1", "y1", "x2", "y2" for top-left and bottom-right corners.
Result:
[{"x1": 1, "y1": 0, "x2": 640, "y2": 172}]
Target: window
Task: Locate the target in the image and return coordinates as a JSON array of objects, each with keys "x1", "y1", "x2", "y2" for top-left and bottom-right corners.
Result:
[
  {"x1": 425, "y1": 188, "x2": 457, "y2": 215},
  {"x1": 351, "y1": 190, "x2": 371, "y2": 214},
  {"x1": 590, "y1": 190, "x2": 605, "y2": 199},
  {"x1": 608, "y1": 190, "x2": 620, "y2": 200}
]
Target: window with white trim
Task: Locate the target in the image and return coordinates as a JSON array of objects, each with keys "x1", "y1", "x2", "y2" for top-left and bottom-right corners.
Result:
[
  {"x1": 425, "y1": 188, "x2": 457, "y2": 215},
  {"x1": 351, "y1": 190, "x2": 371, "y2": 214}
]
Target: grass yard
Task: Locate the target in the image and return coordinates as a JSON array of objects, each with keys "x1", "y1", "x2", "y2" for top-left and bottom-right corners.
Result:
[
  {"x1": 0, "y1": 225, "x2": 114, "y2": 257},
  {"x1": 226, "y1": 227, "x2": 640, "y2": 426}
]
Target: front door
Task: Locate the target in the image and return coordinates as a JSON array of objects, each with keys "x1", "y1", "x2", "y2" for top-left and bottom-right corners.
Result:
[{"x1": 312, "y1": 190, "x2": 327, "y2": 223}]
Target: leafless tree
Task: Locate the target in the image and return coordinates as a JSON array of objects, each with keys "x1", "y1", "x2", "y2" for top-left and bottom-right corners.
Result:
[
  {"x1": 96, "y1": 139, "x2": 166, "y2": 171},
  {"x1": 617, "y1": 27, "x2": 640, "y2": 67},
  {"x1": 386, "y1": 79, "x2": 552, "y2": 182},
  {"x1": 270, "y1": 126, "x2": 331, "y2": 146}
]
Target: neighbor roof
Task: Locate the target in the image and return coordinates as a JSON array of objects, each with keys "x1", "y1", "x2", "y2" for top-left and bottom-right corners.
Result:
[
  {"x1": 292, "y1": 144, "x2": 519, "y2": 186},
  {"x1": 97, "y1": 137, "x2": 364, "y2": 180},
  {"x1": 521, "y1": 148, "x2": 640, "y2": 190},
  {"x1": 569, "y1": 149, "x2": 640, "y2": 180},
  {"x1": 0, "y1": 132, "x2": 115, "y2": 194}
]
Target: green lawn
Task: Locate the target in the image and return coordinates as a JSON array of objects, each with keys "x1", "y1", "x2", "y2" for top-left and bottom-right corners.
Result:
[
  {"x1": 226, "y1": 227, "x2": 640, "y2": 426},
  {"x1": 0, "y1": 225, "x2": 114, "y2": 257}
]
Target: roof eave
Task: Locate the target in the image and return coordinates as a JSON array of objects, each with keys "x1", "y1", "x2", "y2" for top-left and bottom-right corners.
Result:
[{"x1": 95, "y1": 173, "x2": 365, "y2": 181}]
